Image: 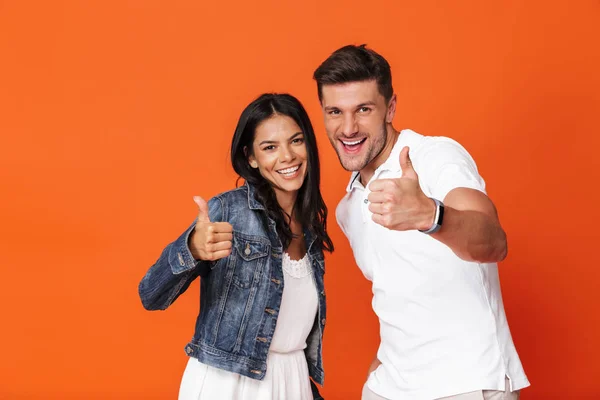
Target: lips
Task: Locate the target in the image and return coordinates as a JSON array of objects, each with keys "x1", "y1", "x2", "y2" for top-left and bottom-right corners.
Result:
[{"x1": 340, "y1": 137, "x2": 367, "y2": 153}]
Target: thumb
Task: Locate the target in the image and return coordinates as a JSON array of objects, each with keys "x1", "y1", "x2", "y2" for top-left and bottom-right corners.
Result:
[
  {"x1": 193, "y1": 196, "x2": 211, "y2": 223},
  {"x1": 399, "y1": 146, "x2": 417, "y2": 180}
]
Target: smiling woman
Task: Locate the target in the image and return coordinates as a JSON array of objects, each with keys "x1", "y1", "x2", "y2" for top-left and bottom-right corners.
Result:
[
  {"x1": 138, "y1": 93, "x2": 334, "y2": 400},
  {"x1": 248, "y1": 116, "x2": 308, "y2": 208},
  {"x1": 231, "y1": 94, "x2": 334, "y2": 254}
]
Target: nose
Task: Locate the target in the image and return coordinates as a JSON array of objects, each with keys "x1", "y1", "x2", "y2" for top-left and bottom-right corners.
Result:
[
  {"x1": 279, "y1": 145, "x2": 295, "y2": 163},
  {"x1": 340, "y1": 113, "x2": 359, "y2": 137}
]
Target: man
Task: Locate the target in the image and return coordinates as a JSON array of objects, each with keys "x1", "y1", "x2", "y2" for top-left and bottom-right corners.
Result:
[{"x1": 313, "y1": 45, "x2": 529, "y2": 400}]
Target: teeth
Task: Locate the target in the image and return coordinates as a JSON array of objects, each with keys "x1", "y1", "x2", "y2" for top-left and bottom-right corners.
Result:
[
  {"x1": 277, "y1": 165, "x2": 300, "y2": 174},
  {"x1": 342, "y1": 139, "x2": 364, "y2": 146}
]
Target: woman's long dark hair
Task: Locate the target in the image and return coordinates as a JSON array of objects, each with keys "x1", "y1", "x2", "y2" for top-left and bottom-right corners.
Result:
[{"x1": 230, "y1": 93, "x2": 334, "y2": 253}]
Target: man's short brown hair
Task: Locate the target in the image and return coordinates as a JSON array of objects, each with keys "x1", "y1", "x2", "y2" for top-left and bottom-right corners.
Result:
[{"x1": 313, "y1": 44, "x2": 393, "y2": 103}]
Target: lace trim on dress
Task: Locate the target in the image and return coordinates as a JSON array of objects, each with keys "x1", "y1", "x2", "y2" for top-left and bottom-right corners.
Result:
[{"x1": 282, "y1": 253, "x2": 312, "y2": 279}]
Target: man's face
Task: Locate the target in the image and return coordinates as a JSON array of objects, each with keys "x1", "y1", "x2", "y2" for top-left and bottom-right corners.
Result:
[{"x1": 320, "y1": 80, "x2": 394, "y2": 172}]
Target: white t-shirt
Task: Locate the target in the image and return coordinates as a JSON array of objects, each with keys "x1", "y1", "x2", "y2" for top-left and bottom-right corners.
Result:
[{"x1": 336, "y1": 130, "x2": 529, "y2": 400}]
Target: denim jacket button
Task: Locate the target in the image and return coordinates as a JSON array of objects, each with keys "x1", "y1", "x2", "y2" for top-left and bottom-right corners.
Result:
[
  {"x1": 177, "y1": 253, "x2": 185, "y2": 267},
  {"x1": 271, "y1": 278, "x2": 281, "y2": 285},
  {"x1": 265, "y1": 308, "x2": 276, "y2": 315},
  {"x1": 256, "y1": 337, "x2": 267, "y2": 343},
  {"x1": 250, "y1": 369, "x2": 262, "y2": 375},
  {"x1": 185, "y1": 346, "x2": 193, "y2": 354},
  {"x1": 321, "y1": 319, "x2": 326, "y2": 326}
]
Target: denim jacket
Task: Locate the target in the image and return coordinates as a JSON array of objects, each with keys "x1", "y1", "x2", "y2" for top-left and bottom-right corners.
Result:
[{"x1": 138, "y1": 183, "x2": 326, "y2": 399}]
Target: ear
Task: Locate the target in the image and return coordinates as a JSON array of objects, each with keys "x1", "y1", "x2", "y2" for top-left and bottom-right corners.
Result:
[
  {"x1": 386, "y1": 94, "x2": 397, "y2": 124},
  {"x1": 245, "y1": 147, "x2": 258, "y2": 169}
]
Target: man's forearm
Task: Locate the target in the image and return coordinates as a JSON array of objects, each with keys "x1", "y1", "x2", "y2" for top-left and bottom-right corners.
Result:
[{"x1": 431, "y1": 206, "x2": 507, "y2": 263}]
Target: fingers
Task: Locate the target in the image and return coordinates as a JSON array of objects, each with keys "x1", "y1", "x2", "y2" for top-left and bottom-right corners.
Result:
[
  {"x1": 206, "y1": 240, "x2": 232, "y2": 252},
  {"x1": 211, "y1": 222, "x2": 233, "y2": 233},
  {"x1": 209, "y1": 232, "x2": 233, "y2": 243},
  {"x1": 368, "y1": 202, "x2": 387, "y2": 215},
  {"x1": 206, "y1": 249, "x2": 232, "y2": 261},
  {"x1": 368, "y1": 182, "x2": 395, "y2": 217},
  {"x1": 368, "y1": 178, "x2": 398, "y2": 193},
  {"x1": 368, "y1": 179, "x2": 387, "y2": 192},
  {"x1": 199, "y1": 238, "x2": 233, "y2": 261},
  {"x1": 204, "y1": 220, "x2": 233, "y2": 259},
  {"x1": 371, "y1": 213, "x2": 388, "y2": 227},
  {"x1": 203, "y1": 222, "x2": 233, "y2": 254},
  {"x1": 201, "y1": 248, "x2": 232, "y2": 261},
  {"x1": 367, "y1": 191, "x2": 389, "y2": 204},
  {"x1": 399, "y1": 146, "x2": 417, "y2": 180},
  {"x1": 193, "y1": 196, "x2": 211, "y2": 223}
]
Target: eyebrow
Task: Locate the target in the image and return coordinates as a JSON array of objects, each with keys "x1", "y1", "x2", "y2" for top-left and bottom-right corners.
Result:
[
  {"x1": 324, "y1": 102, "x2": 376, "y2": 112},
  {"x1": 356, "y1": 101, "x2": 376, "y2": 108},
  {"x1": 258, "y1": 131, "x2": 304, "y2": 146}
]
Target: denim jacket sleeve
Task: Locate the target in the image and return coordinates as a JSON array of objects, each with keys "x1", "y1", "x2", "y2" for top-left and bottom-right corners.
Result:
[
  {"x1": 311, "y1": 379, "x2": 324, "y2": 400},
  {"x1": 138, "y1": 197, "x2": 224, "y2": 311}
]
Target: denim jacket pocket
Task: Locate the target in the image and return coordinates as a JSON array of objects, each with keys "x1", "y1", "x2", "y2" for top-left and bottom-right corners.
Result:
[{"x1": 230, "y1": 233, "x2": 269, "y2": 289}]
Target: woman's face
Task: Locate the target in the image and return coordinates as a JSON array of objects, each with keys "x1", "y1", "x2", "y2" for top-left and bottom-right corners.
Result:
[{"x1": 248, "y1": 114, "x2": 308, "y2": 198}]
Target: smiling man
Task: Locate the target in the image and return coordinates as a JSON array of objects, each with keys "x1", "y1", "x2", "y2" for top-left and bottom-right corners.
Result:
[{"x1": 313, "y1": 45, "x2": 529, "y2": 400}]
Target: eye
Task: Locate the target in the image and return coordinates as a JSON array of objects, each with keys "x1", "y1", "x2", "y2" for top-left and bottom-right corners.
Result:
[
  {"x1": 328, "y1": 109, "x2": 341, "y2": 115},
  {"x1": 358, "y1": 107, "x2": 371, "y2": 113},
  {"x1": 263, "y1": 145, "x2": 276, "y2": 151},
  {"x1": 292, "y1": 137, "x2": 304, "y2": 144}
]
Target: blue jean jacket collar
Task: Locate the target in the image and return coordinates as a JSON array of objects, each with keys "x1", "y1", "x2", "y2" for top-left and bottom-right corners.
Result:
[{"x1": 245, "y1": 181, "x2": 318, "y2": 254}]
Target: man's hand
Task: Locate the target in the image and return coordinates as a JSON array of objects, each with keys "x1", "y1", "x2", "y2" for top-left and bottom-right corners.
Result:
[
  {"x1": 189, "y1": 196, "x2": 233, "y2": 261},
  {"x1": 368, "y1": 146, "x2": 435, "y2": 231}
]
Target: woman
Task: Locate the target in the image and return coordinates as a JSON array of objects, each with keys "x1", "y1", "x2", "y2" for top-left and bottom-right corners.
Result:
[{"x1": 138, "y1": 93, "x2": 334, "y2": 400}]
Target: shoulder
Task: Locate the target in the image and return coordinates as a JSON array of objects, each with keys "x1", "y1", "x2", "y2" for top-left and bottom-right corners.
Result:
[
  {"x1": 407, "y1": 131, "x2": 474, "y2": 164},
  {"x1": 212, "y1": 185, "x2": 249, "y2": 206},
  {"x1": 399, "y1": 130, "x2": 478, "y2": 178},
  {"x1": 205, "y1": 186, "x2": 250, "y2": 222}
]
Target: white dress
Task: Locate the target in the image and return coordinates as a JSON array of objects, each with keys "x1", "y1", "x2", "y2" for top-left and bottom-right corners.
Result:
[{"x1": 178, "y1": 253, "x2": 318, "y2": 400}]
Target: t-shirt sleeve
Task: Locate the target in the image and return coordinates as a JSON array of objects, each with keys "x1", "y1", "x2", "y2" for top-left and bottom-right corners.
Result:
[{"x1": 417, "y1": 138, "x2": 487, "y2": 201}]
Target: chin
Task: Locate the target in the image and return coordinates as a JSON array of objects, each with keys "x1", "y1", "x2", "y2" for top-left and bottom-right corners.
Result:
[
  {"x1": 336, "y1": 150, "x2": 363, "y2": 171},
  {"x1": 340, "y1": 157, "x2": 365, "y2": 172},
  {"x1": 281, "y1": 182, "x2": 303, "y2": 193},
  {"x1": 273, "y1": 175, "x2": 304, "y2": 194}
]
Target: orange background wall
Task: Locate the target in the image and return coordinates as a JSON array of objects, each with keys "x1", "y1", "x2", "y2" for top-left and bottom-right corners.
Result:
[{"x1": 1, "y1": 1, "x2": 599, "y2": 399}]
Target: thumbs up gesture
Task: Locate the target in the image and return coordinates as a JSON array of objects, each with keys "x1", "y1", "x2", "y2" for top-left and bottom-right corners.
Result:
[
  {"x1": 367, "y1": 147, "x2": 436, "y2": 231},
  {"x1": 189, "y1": 196, "x2": 233, "y2": 261}
]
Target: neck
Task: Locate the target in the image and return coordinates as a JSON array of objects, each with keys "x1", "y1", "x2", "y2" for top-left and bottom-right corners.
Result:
[
  {"x1": 359, "y1": 124, "x2": 400, "y2": 184},
  {"x1": 274, "y1": 189, "x2": 298, "y2": 219}
]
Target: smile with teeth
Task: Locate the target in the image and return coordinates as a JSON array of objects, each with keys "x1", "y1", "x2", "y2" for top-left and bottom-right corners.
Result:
[
  {"x1": 341, "y1": 138, "x2": 366, "y2": 147},
  {"x1": 276, "y1": 164, "x2": 301, "y2": 176}
]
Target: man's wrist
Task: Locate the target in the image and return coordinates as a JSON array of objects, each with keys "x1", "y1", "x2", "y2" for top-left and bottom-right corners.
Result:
[
  {"x1": 418, "y1": 198, "x2": 437, "y2": 231},
  {"x1": 419, "y1": 198, "x2": 444, "y2": 234}
]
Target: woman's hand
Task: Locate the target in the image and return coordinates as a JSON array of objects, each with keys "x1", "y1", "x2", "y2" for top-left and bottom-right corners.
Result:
[{"x1": 189, "y1": 196, "x2": 233, "y2": 261}]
